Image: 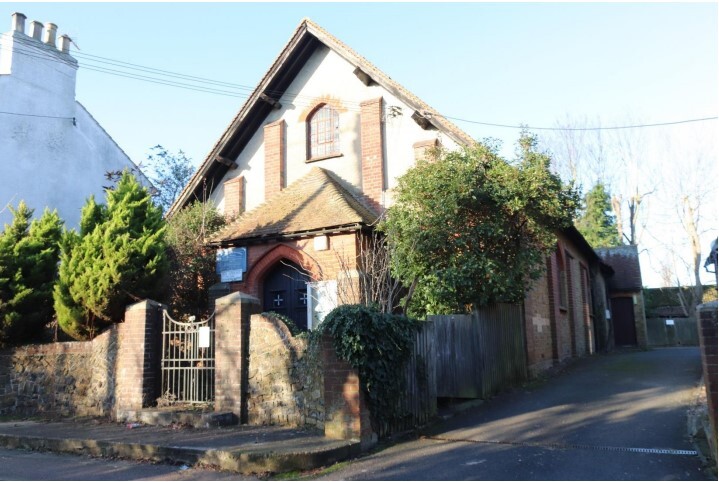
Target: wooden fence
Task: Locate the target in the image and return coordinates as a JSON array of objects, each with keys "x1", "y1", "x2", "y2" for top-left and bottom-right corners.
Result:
[
  {"x1": 380, "y1": 321, "x2": 438, "y2": 437},
  {"x1": 388, "y1": 303, "x2": 526, "y2": 435}
]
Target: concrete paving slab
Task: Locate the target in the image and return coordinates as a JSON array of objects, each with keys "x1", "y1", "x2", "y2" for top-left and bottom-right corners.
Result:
[{"x1": 0, "y1": 419, "x2": 360, "y2": 474}]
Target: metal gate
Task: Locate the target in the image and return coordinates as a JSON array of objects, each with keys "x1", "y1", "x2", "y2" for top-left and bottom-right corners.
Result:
[{"x1": 160, "y1": 310, "x2": 215, "y2": 404}]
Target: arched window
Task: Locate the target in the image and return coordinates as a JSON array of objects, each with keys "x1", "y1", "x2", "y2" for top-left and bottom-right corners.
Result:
[{"x1": 307, "y1": 104, "x2": 340, "y2": 160}]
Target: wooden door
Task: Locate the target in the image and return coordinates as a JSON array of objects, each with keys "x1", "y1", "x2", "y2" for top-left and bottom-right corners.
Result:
[
  {"x1": 611, "y1": 297, "x2": 637, "y2": 346},
  {"x1": 262, "y1": 261, "x2": 309, "y2": 331}
]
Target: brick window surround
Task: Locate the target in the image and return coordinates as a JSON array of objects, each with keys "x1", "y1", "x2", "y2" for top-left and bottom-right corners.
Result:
[
  {"x1": 223, "y1": 176, "x2": 244, "y2": 219},
  {"x1": 307, "y1": 104, "x2": 340, "y2": 160}
]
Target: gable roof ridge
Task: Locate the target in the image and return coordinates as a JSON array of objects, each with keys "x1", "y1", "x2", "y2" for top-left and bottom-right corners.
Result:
[
  {"x1": 169, "y1": 19, "x2": 315, "y2": 217},
  {"x1": 302, "y1": 19, "x2": 476, "y2": 147},
  {"x1": 169, "y1": 18, "x2": 476, "y2": 216}
]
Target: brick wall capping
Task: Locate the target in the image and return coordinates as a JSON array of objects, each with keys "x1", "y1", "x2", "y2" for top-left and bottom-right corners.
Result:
[
  {"x1": 697, "y1": 300, "x2": 718, "y2": 312},
  {"x1": 215, "y1": 291, "x2": 261, "y2": 306},
  {"x1": 124, "y1": 299, "x2": 164, "y2": 312}
]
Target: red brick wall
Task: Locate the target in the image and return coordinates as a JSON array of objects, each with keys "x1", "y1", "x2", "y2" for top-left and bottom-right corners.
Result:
[
  {"x1": 697, "y1": 302, "x2": 717, "y2": 442},
  {"x1": 223, "y1": 176, "x2": 245, "y2": 218},
  {"x1": 321, "y1": 336, "x2": 374, "y2": 447},
  {"x1": 228, "y1": 233, "x2": 359, "y2": 305},
  {"x1": 264, "y1": 120, "x2": 285, "y2": 200},
  {"x1": 360, "y1": 97, "x2": 385, "y2": 212},
  {"x1": 115, "y1": 300, "x2": 163, "y2": 412},
  {"x1": 523, "y1": 269, "x2": 554, "y2": 376},
  {"x1": 214, "y1": 292, "x2": 260, "y2": 420},
  {"x1": 524, "y1": 233, "x2": 599, "y2": 376},
  {"x1": 549, "y1": 250, "x2": 573, "y2": 362}
]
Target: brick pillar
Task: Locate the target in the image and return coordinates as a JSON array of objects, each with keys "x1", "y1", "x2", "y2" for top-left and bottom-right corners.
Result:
[
  {"x1": 264, "y1": 120, "x2": 285, "y2": 200},
  {"x1": 360, "y1": 97, "x2": 385, "y2": 213},
  {"x1": 223, "y1": 176, "x2": 245, "y2": 219},
  {"x1": 214, "y1": 291, "x2": 260, "y2": 421},
  {"x1": 115, "y1": 300, "x2": 163, "y2": 414},
  {"x1": 697, "y1": 301, "x2": 717, "y2": 449},
  {"x1": 322, "y1": 336, "x2": 375, "y2": 449}
]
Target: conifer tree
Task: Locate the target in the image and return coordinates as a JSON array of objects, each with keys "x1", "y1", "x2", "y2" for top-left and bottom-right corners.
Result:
[
  {"x1": 0, "y1": 202, "x2": 63, "y2": 346},
  {"x1": 54, "y1": 172, "x2": 168, "y2": 340},
  {"x1": 575, "y1": 182, "x2": 622, "y2": 248}
]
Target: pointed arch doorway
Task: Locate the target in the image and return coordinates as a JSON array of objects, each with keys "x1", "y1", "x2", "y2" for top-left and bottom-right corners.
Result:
[{"x1": 262, "y1": 260, "x2": 310, "y2": 331}]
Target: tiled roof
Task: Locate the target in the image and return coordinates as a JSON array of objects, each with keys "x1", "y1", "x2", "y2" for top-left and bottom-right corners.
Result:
[
  {"x1": 596, "y1": 245, "x2": 643, "y2": 291},
  {"x1": 210, "y1": 168, "x2": 379, "y2": 244}
]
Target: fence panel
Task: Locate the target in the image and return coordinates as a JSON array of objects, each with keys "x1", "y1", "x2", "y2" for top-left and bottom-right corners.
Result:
[
  {"x1": 381, "y1": 321, "x2": 438, "y2": 437},
  {"x1": 431, "y1": 314, "x2": 483, "y2": 398},
  {"x1": 429, "y1": 304, "x2": 526, "y2": 400},
  {"x1": 475, "y1": 304, "x2": 527, "y2": 397}
]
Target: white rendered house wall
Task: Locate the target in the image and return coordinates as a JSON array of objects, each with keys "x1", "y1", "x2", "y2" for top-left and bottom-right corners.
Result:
[
  {"x1": 211, "y1": 45, "x2": 459, "y2": 215},
  {"x1": 0, "y1": 13, "x2": 147, "y2": 229}
]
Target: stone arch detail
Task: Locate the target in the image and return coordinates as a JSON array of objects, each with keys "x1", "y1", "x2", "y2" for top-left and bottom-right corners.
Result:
[{"x1": 245, "y1": 244, "x2": 321, "y2": 296}]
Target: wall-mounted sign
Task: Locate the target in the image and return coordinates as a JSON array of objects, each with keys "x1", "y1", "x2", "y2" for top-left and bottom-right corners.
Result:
[
  {"x1": 216, "y1": 247, "x2": 247, "y2": 282},
  {"x1": 665, "y1": 319, "x2": 675, "y2": 326},
  {"x1": 198, "y1": 326, "x2": 211, "y2": 348}
]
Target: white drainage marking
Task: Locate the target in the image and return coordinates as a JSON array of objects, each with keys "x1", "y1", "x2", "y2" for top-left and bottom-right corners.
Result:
[{"x1": 422, "y1": 436, "x2": 698, "y2": 457}]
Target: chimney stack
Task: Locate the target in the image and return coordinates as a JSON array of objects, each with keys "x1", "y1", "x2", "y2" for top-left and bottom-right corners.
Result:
[
  {"x1": 11, "y1": 12, "x2": 25, "y2": 34},
  {"x1": 29, "y1": 20, "x2": 42, "y2": 40},
  {"x1": 58, "y1": 35, "x2": 71, "y2": 54},
  {"x1": 43, "y1": 22, "x2": 57, "y2": 47}
]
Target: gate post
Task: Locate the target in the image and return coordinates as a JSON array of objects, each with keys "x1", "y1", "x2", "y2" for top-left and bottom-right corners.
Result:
[
  {"x1": 115, "y1": 300, "x2": 163, "y2": 416},
  {"x1": 697, "y1": 301, "x2": 717, "y2": 459},
  {"x1": 322, "y1": 336, "x2": 375, "y2": 449},
  {"x1": 214, "y1": 291, "x2": 260, "y2": 421}
]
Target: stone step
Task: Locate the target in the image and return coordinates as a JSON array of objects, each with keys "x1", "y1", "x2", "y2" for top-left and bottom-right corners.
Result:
[{"x1": 116, "y1": 408, "x2": 238, "y2": 428}]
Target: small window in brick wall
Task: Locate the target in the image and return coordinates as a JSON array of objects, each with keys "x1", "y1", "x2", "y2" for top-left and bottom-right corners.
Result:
[{"x1": 307, "y1": 104, "x2": 340, "y2": 160}]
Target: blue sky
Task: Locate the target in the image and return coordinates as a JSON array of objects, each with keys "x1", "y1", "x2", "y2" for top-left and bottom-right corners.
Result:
[
  {"x1": 6, "y1": 2, "x2": 716, "y2": 164},
  {"x1": 3, "y1": 2, "x2": 718, "y2": 287}
]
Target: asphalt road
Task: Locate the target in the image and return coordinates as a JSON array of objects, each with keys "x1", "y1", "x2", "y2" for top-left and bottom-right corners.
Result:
[
  {"x1": 0, "y1": 447, "x2": 254, "y2": 481},
  {"x1": 318, "y1": 347, "x2": 709, "y2": 481}
]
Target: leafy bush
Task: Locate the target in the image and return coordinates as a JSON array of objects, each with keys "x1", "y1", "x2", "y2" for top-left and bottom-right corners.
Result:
[
  {"x1": 263, "y1": 311, "x2": 302, "y2": 337},
  {"x1": 380, "y1": 133, "x2": 580, "y2": 317},
  {"x1": 0, "y1": 202, "x2": 63, "y2": 346},
  {"x1": 319, "y1": 304, "x2": 423, "y2": 426},
  {"x1": 53, "y1": 172, "x2": 167, "y2": 340},
  {"x1": 165, "y1": 201, "x2": 225, "y2": 317}
]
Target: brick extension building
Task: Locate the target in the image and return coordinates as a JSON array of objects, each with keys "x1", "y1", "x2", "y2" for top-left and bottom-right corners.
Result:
[{"x1": 169, "y1": 18, "x2": 629, "y2": 376}]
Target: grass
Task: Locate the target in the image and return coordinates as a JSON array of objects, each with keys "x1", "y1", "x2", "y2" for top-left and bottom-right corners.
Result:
[{"x1": 267, "y1": 460, "x2": 352, "y2": 481}]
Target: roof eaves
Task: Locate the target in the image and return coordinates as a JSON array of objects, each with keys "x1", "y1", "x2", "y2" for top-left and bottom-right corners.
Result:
[
  {"x1": 208, "y1": 222, "x2": 364, "y2": 247},
  {"x1": 167, "y1": 20, "x2": 314, "y2": 217},
  {"x1": 303, "y1": 20, "x2": 476, "y2": 148}
]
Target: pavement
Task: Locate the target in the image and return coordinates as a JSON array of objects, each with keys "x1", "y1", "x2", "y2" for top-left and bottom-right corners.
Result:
[{"x1": 0, "y1": 417, "x2": 359, "y2": 475}]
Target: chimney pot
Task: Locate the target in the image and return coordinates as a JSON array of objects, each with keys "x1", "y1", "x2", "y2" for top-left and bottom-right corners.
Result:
[
  {"x1": 58, "y1": 35, "x2": 71, "y2": 54},
  {"x1": 29, "y1": 20, "x2": 43, "y2": 40},
  {"x1": 43, "y1": 22, "x2": 57, "y2": 47},
  {"x1": 11, "y1": 12, "x2": 26, "y2": 33}
]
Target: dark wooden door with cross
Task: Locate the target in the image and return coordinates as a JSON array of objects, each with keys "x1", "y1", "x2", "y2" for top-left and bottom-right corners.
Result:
[{"x1": 262, "y1": 261, "x2": 310, "y2": 331}]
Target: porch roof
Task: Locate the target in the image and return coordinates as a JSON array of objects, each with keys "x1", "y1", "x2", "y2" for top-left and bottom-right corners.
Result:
[{"x1": 209, "y1": 167, "x2": 379, "y2": 245}]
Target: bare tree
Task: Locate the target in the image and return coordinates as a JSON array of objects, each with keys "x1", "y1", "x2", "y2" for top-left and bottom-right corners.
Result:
[
  {"x1": 541, "y1": 114, "x2": 658, "y2": 246},
  {"x1": 333, "y1": 231, "x2": 405, "y2": 314},
  {"x1": 653, "y1": 124, "x2": 717, "y2": 315}
]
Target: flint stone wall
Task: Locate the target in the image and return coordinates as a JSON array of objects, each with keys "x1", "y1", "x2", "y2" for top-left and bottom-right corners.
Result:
[
  {"x1": 247, "y1": 314, "x2": 324, "y2": 429},
  {"x1": 0, "y1": 327, "x2": 117, "y2": 417}
]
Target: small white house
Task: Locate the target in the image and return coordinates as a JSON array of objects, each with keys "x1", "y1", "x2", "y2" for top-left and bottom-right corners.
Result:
[{"x1": 0, "y1": 12, "x2": 147, "y2": 229}]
